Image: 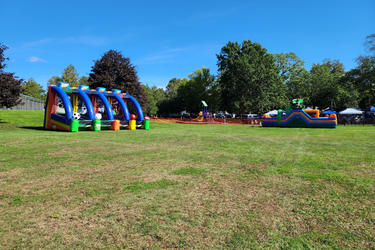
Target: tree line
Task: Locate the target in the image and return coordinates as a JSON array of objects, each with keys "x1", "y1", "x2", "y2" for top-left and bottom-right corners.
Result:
[
  {"x1": 144, "y1": 34, "x2": 374, "y2": 116},
  {"x1": 0, "y1": 49, "x2": 147, "y2": 110},
  {"x1": 1, "y1": 34, "x2": 374, "y2": 114}
]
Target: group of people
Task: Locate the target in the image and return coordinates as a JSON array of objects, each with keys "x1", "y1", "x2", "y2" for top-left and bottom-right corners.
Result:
[{"x1": 342, "y1": 115, "x2": 362, "y2": 124}]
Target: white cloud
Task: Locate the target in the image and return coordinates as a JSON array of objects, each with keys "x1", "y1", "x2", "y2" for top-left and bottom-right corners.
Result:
[
  {"x1": 134, "y1": 47, "x2": 191, "y2": 65},
  {"x1": 22, "y1": 36, "x2": 110, "y2": 49},
  {"x1": 134, "y1": 55, "x2": 174, "y2": 65},
  {"x1": 27, "y1": 57, "x2": 48, "y2": 63},
  {"x1": 61, "y1": 36, "x2": 109, "y2": 46},
  {"x1": 23, "y1": 38, "x2": 53, "y2": 48}
]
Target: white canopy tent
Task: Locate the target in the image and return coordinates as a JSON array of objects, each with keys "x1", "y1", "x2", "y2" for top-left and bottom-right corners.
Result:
[
  {"x1": 266, "y1": 110, "x2": 278, "y2": 115},
  {"x1": 339, "y1": 108, "x2": 363, "y2": 115}
]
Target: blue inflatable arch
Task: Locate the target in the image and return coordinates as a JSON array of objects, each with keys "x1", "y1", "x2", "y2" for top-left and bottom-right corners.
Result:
[
  {"x1": 123, "y1": 94, "x2": 144, "y2": 121},
  {"x1": 51, "y1": 86, "x2": 73, "y2": 119},
  {"x1": 102, "y1": 92, "x2": 130, "y2": 120},
  {"x1": 83, "y1": 90, "x2": 114, "y2": 120},
  {"x1": 72, "y1": 89, "x2": 95, "y2": 120}
]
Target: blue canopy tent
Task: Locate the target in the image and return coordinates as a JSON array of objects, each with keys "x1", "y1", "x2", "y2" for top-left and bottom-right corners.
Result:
[
  {"x1": 321, "y1": 110, "x2": 337, "y2": 115},
  {"x1": 363, "y1": 106, "x2": 375, "y2": 119}
]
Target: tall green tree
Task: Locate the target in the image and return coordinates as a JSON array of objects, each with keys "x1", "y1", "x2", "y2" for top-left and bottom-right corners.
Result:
[
  {"x1": 0, "y1": 42, "x2": 23, "y2": 108},
  {"x1": 166, "y1": 78, "x2": 181, "y2": 100},
  {"x1": 217, "y1": 40, "x2": 287, "y2": 114},
  {"x1": 178, "y1": 67, "x2": 220, "y2": 113},
  {"x1": 0, "y1": 43, "x2": 9, "y2": 73},
  {"x1": 47, "y1": 76, "x2": 62, "y2": 86},
  {"x1": 340, "y1": 34, "x2": 375, "y2": 110},
  {"x1": 0, "y1": 73, "x2": 24, "y2": 108},
  {"x1": 143, "y1": 84, "x2": 166, "y2": 115},
  {"x1": 273, "y1": 52, "x2": 309, "y2": 100},
  {"x1": 357, "y1": 33, "x2": 375, "y2": 62},
  {"x1": 336, "y1": 74, "x2": 358, "y2": 109},
  {"x1": 79, "y1": 76, "x2": 89, "y2": 86},
  {"x1": 321, "y1": 58, "x2": 355, "y2": 109},
  {"x1": 47, "y1": 64, "x2": 80, "y2": 87},
  {"x1": 22, "y1": 78, "x2": 46, "y2": 100},
  {"x1": 346, "y1": 57, "x2": 375, "y2": 109},
  {"x1": 157, "y1": 78, "x2": 185, "y2": 114},
  {"x1": 89, "y1": 50, "x2": 148, "y2": 110},
  {"x1": 322, "y1": 58, "x2": 345, "y2": 75},
  {"x1": 304, "y1": 63, "x2": 339, "y2": 109},
  {"x1": 364, "y1": 33, "x2": 375, "y2": 55}
]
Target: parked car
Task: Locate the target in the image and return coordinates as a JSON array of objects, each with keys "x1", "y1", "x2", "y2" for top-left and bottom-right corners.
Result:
[
  {"x1": 235, "y1": 113, "x2": 251, "y2": 118},
  {"x1": 244, "y1": 114, "x2": 261, "y2": 119}
]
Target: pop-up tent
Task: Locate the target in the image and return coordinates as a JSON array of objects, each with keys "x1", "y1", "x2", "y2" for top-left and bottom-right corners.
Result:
[
  {"x1": 339, "y1": 108, "x2": 363, "y2": 115},
  {"x1": 266, "y1": 110, "x2": 279, "y2": 115},
  {"x1": 322, "y1": 110, "x2": 337, "y2": 115}
]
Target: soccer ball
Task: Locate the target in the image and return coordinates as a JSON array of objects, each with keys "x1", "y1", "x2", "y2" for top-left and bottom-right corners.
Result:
[
  {"x1": 95, "y1": 113, "x2": 102, "y2": 120},
  {"x1": 73, "y1": 112, "x2": 81, "y2": 120}
]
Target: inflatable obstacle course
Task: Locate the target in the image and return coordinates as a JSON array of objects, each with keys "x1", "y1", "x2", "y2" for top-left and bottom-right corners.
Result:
[
  {"x1": 44, "y1": 82, "x2": 149, "y2": 132},
  {"x1": 262, "y1": 99, "x2": 337, "y2": 128}
]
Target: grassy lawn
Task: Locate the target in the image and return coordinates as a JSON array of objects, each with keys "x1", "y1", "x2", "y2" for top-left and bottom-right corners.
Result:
[{"x1": 0, "y1": 110, "x2": 374, "y2": 249}]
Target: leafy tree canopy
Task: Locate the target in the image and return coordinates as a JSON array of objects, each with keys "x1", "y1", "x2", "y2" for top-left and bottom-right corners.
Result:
[
  {"x1": 0, "y1": 43, "x2": 24, "y2": 108},
  {"x1": 357, "y1": 33, "x2": 375, "y2": 63},
  {"x1": 79, "y1": 75, "x2": 89, "y2": 86},
  {"x1": 166, "y1": 78, "x2": 182, "y2": 100},
  {"x1": 178, "y1": 67, "x2": 220, "y2": 113},
  {"x1": 273, "y1": 52, "x2": 306, "y2": 83},
  {"x1": 341, "y1": 34, "x2": 375, "y2": 109},
  {"x1": 89, "y1": 50, "x2": 148, "y2": 110},
  {"x1": 322, "y1": 58, "x2": 345, "y2": 75},
  {"x1": 345, "y1": 57, "x2": 375, "y2": 109},
  {"x1": 156, "y1": 78, "x2": 185, "y2": 114},
  {"x1": 0, "y1": 43, "x2": 9, "y2": 73},
  {"x1": 0, "y1": 73, "x2": 24, "y2": 108},
  {"x1": 304, "y1": 63, "x2": 339, "y2": 109},
  {"x1": 217, "y1": 40, "x2": 287, "y2": 114},
  {"x1": 47, "y1": 64, "x2": 80, "y2": 87},
  {"x1": 22, "y1": 78, "x2": 46, "y2": 101},
  {"x1": 273, "y1": 52, "x2": 309, "y2": 100},
  {"x1": 143, "y1": 84, "x2": 166, "y2": 115},
  {"x1": 47, "y1": 76, "x2": 62, "y2": 86}
]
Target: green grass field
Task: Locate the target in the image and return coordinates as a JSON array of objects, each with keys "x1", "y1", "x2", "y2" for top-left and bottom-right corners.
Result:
[{"x1": 1, "y1": 110, "x2": 374, "y2": 249}]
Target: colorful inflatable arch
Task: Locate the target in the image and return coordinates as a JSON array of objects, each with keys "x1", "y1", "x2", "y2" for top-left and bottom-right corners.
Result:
[
  {"x1": 44, "y1": 83, "x2": 149, "y2": 132},
  {"x1": 262, "y1": 99, "x2": 337, "y2": 128}
]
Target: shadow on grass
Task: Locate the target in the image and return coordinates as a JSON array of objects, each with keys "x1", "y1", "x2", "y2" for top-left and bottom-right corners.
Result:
[{"x1": 19, "y1": 126, "x2": 49, "y2": 131}]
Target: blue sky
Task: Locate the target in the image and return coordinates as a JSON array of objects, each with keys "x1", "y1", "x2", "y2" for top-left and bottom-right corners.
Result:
[{"x1": 2, "y1": 0, "x2": 374, "y2": 90}]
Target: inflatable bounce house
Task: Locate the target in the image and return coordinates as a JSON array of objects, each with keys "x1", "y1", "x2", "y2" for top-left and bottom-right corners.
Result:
[
  {"x1": 44, "y1": 82, "x2": 149, "y2": 132},
  {"x1": 262, "y1": 99, "x2": 337, "y2": 128}
]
